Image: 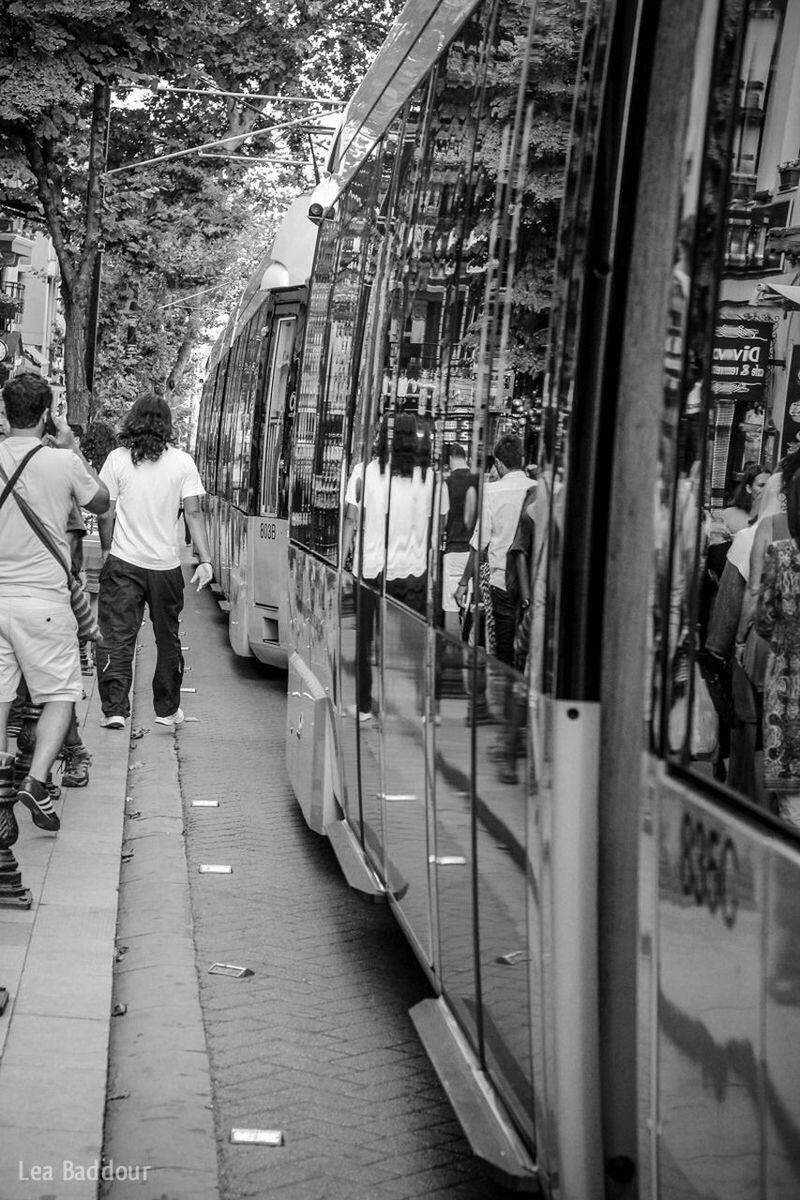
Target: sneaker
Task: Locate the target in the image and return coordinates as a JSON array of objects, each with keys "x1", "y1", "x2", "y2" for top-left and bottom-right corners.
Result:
[
  {"x1": 100, "y1": 714, "x2": 126, "y2": 729},
  {"x1": 61, "y1": 745, "x2": 92, "y2": 788},
  {"x1": 17, "y1": 775, "x2": 61, "y2": 832},
  {"x1": 346, "y1": 705, "x2": 373, "y2": 723},
  {"x1": 155, "y1": 708, "x2": 184, "y2": 727}
]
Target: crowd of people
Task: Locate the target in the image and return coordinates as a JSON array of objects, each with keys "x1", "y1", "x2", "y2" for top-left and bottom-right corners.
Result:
[
  {"x1": 0, "y1": 373, "x2": 212, "y2": 842},
  {"x1": 343, "y1": 411, "x2": 542, "y2": 785},
  {"x1": 702, "y1": 450, "x2": 800, "y2": 827}
]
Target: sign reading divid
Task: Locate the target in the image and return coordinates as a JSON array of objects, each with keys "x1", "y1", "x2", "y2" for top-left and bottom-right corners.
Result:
[{"x1": 711, "y1": 319, "x2": 773, "y2": 405}]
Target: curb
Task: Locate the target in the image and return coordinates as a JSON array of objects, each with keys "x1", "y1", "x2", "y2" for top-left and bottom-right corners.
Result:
[{"x1": 100, "y1": 619, "x2": 219, "y2": 1199}]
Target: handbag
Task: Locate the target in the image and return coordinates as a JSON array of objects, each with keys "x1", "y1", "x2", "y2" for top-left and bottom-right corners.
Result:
[
  {"x1": 668, "y1": 663, "x2": 718, "y2": 759},
  {"x1": 0, "y1": 450, "x2": 101, "y2": 641},
  {"x1": 741, "y1": 624, "x2": 769, "y2": 691}
]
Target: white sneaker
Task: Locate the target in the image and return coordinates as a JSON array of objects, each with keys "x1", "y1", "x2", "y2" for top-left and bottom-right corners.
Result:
[
  {"x1": 100, "y1": 714, "x2": 126, "y2": 729},
  {"x1": 155, "y1": 708, "x2": 184, "y2": 727}
]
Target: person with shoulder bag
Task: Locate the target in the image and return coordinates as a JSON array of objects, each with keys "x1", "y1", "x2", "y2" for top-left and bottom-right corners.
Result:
[{"x1": 0, "y1": 374, "x2": 109, "y2": 831}]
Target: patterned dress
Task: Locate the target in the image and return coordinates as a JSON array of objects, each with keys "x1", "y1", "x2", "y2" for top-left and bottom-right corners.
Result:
[{"x1": 756, "y1": 539, "x2": 800, "y2": 793}]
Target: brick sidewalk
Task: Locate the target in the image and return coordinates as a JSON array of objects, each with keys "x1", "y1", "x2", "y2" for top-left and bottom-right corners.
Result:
[{"x1": 0, "y1": 663, "x2": 129, "y2": 1200}]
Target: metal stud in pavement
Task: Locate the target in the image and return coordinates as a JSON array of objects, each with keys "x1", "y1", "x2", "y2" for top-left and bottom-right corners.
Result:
[{"x1": 230, "y1": 1129, "x2": 283, "y2": 1145}]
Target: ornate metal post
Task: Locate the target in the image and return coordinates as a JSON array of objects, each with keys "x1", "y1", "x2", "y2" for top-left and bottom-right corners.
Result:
[
  {"x1": 13, "y1": 699, "x2": 43, "y2": 790},
  {"x1": 0, "y1": 751, "x2": 32, "y2": 909}
]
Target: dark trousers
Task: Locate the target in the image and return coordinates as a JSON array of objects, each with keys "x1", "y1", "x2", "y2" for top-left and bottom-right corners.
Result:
[
  {"x1": 98, "y1": 555, "x2": 185, "y2": 718},
  {"x1": 356, "y1": 576, "x2": 380, "y2": 715},
  {"x1": 489, "y1": 585, "x2": 517, "y2": 668}
]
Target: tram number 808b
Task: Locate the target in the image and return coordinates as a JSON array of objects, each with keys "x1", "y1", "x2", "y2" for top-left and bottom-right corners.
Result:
[
  {"x1": 679, "y1": 812, "x2": 739, "y2": 929},
  {"x1": 259, "y1": 522, "x2": 277, "y2": 540}
]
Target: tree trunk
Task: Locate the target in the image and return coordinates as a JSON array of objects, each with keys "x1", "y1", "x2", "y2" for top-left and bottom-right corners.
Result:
[
  {"x1": 166, "y1": 312, "x2": 200, "y2": 393},
  {"x1": 62, "y1": 282, "x2": 92, "y2": 427}
]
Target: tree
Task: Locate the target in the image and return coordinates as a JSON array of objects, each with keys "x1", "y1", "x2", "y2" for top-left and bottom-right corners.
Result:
[
  {"x1": 0, "y1": 0, "x2": 401, "y2": 424},
  {"x1": 0, "y1": 1, "x2": 222, "y2": 422}
]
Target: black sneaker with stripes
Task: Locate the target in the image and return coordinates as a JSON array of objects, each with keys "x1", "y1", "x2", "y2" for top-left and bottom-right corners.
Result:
[{"x1": 17, "y1": 775, "x2": 61, "y2": 832}]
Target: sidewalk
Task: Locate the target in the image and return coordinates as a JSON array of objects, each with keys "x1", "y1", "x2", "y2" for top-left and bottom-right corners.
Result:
[{"x1": 0, "y1": 665, "x2": 128, "y2": 1198}]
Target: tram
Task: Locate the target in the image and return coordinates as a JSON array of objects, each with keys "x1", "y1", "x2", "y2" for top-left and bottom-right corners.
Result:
[
  {"x1": 194, "y1": 186, "x2": 333, "y2": 665},
  {"x1": 277, "y1": 0, "x2": 800, "y2": 1196}
]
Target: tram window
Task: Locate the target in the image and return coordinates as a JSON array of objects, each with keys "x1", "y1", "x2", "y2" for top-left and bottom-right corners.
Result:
[
  {"x1": 230, "y1": 311, "x2": 263, "y2": 512},
  {"x1": 261, "y1": 316, "x2": 296, "y2": 516},
  {"x1": 218, "y1": 335, "x2": 247, "y2": 505},
  {"x1": 652, "y1": 0, "x2": 800, "y2": 829},
  {"x1": 290, "y1": 145, "x2": 384, "y2": 560}
]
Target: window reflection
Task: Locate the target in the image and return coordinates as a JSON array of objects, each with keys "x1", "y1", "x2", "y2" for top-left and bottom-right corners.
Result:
[{"x1": 658, "y1": 0, "x2": 800, "y2": 830}]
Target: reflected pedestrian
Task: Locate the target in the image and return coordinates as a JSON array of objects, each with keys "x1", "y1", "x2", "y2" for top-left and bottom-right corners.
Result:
[{"x1": 756, "y1": 462, "x2": 800, "y2": 827}]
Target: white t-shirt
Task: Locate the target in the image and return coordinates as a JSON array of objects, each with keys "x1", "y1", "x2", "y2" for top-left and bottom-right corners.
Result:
[
  {"x1": 386, "y1": 467, "x2": 448, "y2": 581},
  {"x1": 0, "y1": 436, "x2": 99, "y2": 601},
  {"x1": 100, "y1": 445, "x2": 205, "y2": 571},
  {"x1": 359, "y1": 458, "x2": 388, "y2": 580},
  {"x1": 470, "y1": 469, "x2": 531, "y2": 590}
]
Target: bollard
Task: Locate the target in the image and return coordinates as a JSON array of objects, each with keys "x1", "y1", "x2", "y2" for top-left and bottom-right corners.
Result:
[{"x1": 0, "y1": 752, "x2": 32, "y2": 909}]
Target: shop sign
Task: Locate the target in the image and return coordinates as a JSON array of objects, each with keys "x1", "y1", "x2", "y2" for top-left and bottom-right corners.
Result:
[{"x1": 711, "y1": 320, "x2": 772, "y2": 404}]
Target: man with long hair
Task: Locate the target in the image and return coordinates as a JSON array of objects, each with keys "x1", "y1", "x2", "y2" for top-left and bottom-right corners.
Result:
[
  {"x1": 96, "y1": 396, "x2": 213, "y2": 729},
  {"x1": 0, "y1": 373, "x2": 109, "y2": 831}
]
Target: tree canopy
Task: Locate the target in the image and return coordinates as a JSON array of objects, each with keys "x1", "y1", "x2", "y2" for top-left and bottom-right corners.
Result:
[{"x1": 0, "y1": 0, "x2": 399, "y2": 425}]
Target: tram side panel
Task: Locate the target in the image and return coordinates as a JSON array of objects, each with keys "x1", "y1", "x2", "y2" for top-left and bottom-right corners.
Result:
[
  {"x1": 601, "y1": 0, "x2": 800, "y2": 1195},
  {"x1": 282, "y1": 0, "x2": 598, "y2": 1191}
]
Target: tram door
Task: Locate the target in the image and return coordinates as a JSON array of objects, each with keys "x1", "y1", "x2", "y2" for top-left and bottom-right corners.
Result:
[{"x1": 253, "y1": 303, "x2": 300, "y2": 609}]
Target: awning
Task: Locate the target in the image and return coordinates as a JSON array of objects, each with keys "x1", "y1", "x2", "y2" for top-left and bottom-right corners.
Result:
[{"x1": 762, "y1": 282, "x2": 800, "y2": 306}]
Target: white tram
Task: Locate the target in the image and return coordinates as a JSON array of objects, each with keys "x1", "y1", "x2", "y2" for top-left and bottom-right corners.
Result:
[
  {"x1": 195, "y1": 187, "x2": 334, "y2": 666},
  {"x1": 275, "y1": 0, "x2": 800, "y2": 1196}
]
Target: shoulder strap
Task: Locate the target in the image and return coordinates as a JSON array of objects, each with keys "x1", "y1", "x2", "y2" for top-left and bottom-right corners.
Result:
[
  {"x1": 0, "y1": 453, "x2": 72, "y2": 583},
  {"x1": 0, "y1": 444, "x2": 43, "y2": 513}
]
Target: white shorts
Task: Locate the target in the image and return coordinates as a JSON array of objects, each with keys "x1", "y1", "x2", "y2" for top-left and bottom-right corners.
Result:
[
  {"x1": 0, "y1": 596, "x2": 82, "y2": 704},
  {"x1": 442, "y1": 551, "x2": 469, "y2": 613}
]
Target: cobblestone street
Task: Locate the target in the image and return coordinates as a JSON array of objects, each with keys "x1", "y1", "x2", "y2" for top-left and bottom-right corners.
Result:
[{"x1": 102, "y1": 578, "x2": 506, "y2": 1200}]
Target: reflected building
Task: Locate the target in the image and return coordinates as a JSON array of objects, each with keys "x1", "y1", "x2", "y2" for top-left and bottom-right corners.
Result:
[{"x1": 714, "y1": 1, "x2": 800, "y2": 494}]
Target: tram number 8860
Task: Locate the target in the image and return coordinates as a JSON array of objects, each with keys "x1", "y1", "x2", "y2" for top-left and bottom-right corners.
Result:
[{"x1": 679, "y1": 812, "x2": 739, "y2": 929}]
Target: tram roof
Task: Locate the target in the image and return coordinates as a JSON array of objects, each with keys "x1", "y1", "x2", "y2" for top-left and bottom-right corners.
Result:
[
  {"x1": 328, "y1": 0, "x2": 482, "y2": 193},
  {"x1": 206, "y1": 184, "x2": 331, "y2": 371}
]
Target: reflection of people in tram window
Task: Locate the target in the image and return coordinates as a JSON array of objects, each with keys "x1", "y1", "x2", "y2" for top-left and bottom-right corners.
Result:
[
  {"x1": 703, "y1": 472, "x2": 781, "y2": 797},
  {"x1": 385, "y1": 412, "x2": 445, "y2": 616},
  {"x1": 719, "y1": 462, "x2": 769, "y2": 538},
  {"x1": 343, "y1": 420, "x2": 390, "y2": 723},
  {"x1": 756, "y1": 462, "x2": 800, "y2": 828},
  {"x1": 440, "y1": 442, "x2": 478, "y2": 635},
  {"x1": 457, "y1": 433, "x2": 530, "y2": 667}
]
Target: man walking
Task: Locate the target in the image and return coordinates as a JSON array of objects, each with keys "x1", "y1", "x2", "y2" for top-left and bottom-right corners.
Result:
[
  {"x1": 97, "y1": 396, "x2": 213, "y2": 729},
  {"x1": 0, "y1": 374, "x2": 109, "y2": 831}
]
